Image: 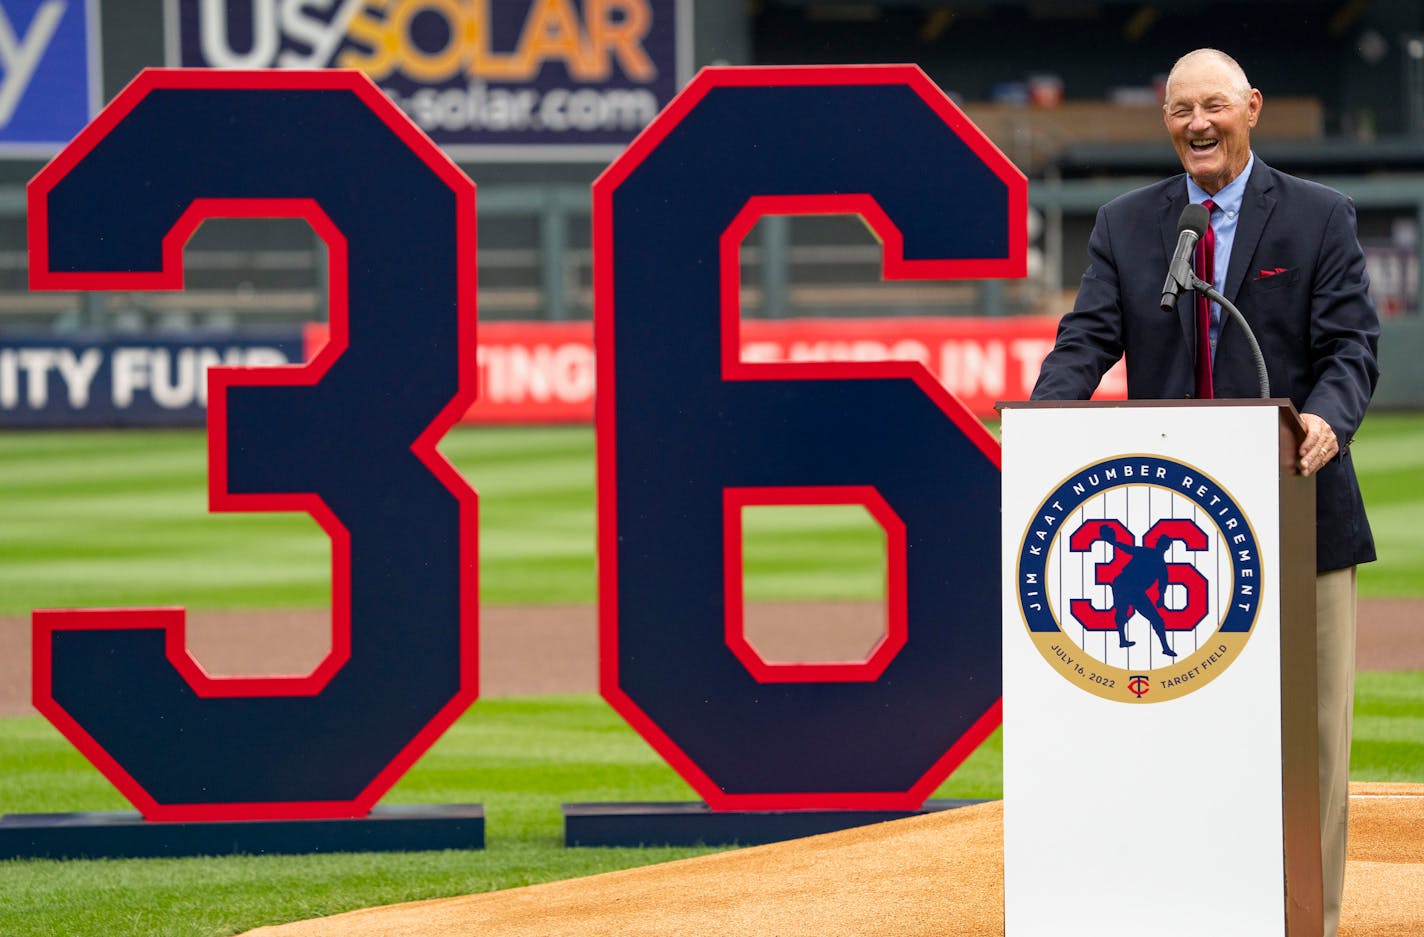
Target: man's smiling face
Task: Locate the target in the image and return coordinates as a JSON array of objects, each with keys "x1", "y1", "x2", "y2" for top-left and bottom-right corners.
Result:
[{"x1": 1163, "y1": 54, "x2": 1262, "y2": 195}]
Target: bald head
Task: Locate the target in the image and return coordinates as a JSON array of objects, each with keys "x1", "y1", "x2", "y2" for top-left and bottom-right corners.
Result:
[{"x1": 1165, "y1": 49, "x2": 1252, "y2": 104}]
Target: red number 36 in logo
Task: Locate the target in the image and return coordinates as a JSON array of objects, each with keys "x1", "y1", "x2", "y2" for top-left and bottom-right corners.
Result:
[{"x1": 1066, "y1": 518, "x2": 1210, "y2": 633}]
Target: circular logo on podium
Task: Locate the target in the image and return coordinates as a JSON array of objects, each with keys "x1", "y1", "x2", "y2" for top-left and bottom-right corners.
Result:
[{"x1": 1015, "y1": 455, "x2": 1263, "y2": 703}]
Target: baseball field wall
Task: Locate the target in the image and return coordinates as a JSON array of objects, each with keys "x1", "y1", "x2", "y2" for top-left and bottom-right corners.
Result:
[
  {"x1": 0, "y1": 316, "x2": 1130, "y2": 428},
  {"x1": 313, "y1": 315, "x2": 1126, "y2": 426}
]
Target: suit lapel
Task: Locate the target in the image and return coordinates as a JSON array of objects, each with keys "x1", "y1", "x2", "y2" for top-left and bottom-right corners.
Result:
[{"x1": 1224, "y1": 160, "x2": 1277, "y2": 304}]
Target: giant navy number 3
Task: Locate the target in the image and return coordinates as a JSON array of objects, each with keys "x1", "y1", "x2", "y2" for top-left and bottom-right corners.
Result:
[
  {"x1": 594, "y1": 66, "x2": 1025, "y2": 811},
  {"x1": 28, "y1": 70, "x2": 479, "y2": 822},
  {"x1": 28, "y1": 65, "x2": 1025, "y2": 823}
]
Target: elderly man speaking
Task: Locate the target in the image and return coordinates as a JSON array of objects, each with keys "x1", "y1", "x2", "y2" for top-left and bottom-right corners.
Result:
[{"x1": 1031, "y1": 48, "x2": 1379, "y2": 936}]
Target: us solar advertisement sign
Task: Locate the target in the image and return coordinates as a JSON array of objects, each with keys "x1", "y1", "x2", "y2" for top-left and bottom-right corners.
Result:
[
  {"x1": 0, "y1": 0, "x2": 101, "y2": 155},
  {"x1": 164, "y1": 0, "x2": 691, "y2": 159}
]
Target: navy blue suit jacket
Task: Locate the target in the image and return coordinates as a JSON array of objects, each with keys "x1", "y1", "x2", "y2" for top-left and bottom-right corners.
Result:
[{"x1": 1032, "y1": 158, "x2": 1379, "y2": 571}]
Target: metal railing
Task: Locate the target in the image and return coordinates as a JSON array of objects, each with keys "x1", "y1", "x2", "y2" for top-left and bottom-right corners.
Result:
[{"x1": 5, "y1": 173, "x2": 1423, "y2": 332}]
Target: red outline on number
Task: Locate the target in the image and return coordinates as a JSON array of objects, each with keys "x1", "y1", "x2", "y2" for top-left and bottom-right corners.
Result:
[
  {"x1": 27, "y1": 69, "x2": 480, "y2": 822},
  {"x1": 719, "y1": 191, "x2": 1010, "y2": 442},
  {"x1": 723, "y1": 486, "x2": 906, "y2": 683},
  {"x1": 593, "y1": 65, "x2": 1020, "y2": 812}
]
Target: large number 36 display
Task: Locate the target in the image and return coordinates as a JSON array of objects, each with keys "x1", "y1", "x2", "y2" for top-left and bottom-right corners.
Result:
[
  {"x1": 28, "y1": 70, "x2": 479, "y2": 822},
  {"x1": 595, "y1": 66, "x2": 1024, "y2": 811},
  {"x1": 29, "y1": 65, "x2": 1024, "y2": 822}
]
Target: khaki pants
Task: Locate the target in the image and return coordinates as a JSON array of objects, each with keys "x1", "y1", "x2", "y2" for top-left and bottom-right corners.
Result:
[{"x1": 1317, "y1": 566, "x2": 1357, "y2": 937}]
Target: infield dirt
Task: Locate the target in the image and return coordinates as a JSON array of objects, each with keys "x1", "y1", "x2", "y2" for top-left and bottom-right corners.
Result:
[
  {"x1": 2, "y1": 599, "x2": 1422, "y2": 714},
  {"x1": 242, "y1": 784, "x2": 1424, "y2": 937}
]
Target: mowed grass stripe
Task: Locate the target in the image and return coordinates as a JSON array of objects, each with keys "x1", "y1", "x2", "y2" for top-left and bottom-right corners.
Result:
[
  {"x1": 1360, "y1": 505, "x2": 1424, "y2": 596},
  {"x1": 449, "y1": 430, "x2": 596, "y2": 604},
  {"x1": 0, "y1": 430, "x2": 201, "y2": 481},
  {"x1": 441, "y1": 424, "x2": 593, "y2": 461},
  {"x1": 0, "y1": 431, "x2": 332, "y2": 610},
  {"x1": 0, "y1": 429, "x2": 191, "y2": 461},
  {"x1": 1354, "y1": 465, "x2": 1423, "y2": 506},
  {"x1": 1, "y1": 416, "x2": 1421, "y2": 616},
  {"x1": 0, "y1": 454, "x2": 204, "y2": 495},
  {"x1": 743, "y1": 506, "x2": 888, "y2": 601},
  {"x1": 1355, "y1": 412, "x2": 1424, "y2": 598},
  {"x1": 0, "y1": 427, "x2": 605, "y2": 613},
  {"x1": 1353, "y1": 411, "x2": 1424, "y2": 471},
  {"x1": 1351, "y1": 670, "x2": 1424, "y2": 782},
  {"x1": 445, "y1": 426, "x2": 595, "y2": 605}
]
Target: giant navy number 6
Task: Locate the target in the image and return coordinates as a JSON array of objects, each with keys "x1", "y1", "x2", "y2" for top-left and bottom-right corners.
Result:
[
  {"x1": 595, "y1": 66, "x2": 1026, "y2": 811},
  {"x1": 27, "y1": 70, "x2": 478, "y2": 822}
]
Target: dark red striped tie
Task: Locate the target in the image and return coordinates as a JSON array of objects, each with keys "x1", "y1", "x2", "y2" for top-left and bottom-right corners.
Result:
[{"x1": 1193, "y1": 199, "x2": 1217, "y2": 398}]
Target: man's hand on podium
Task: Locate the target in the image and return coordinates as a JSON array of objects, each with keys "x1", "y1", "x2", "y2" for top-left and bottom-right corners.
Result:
[{"x1": 1299, "y1": 412, "x2": 1339, "y2": 477}]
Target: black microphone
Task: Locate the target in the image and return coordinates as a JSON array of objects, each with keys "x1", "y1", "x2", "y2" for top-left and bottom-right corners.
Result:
[{"x1": 1159, "y1": 203, "x2": 1210, "y2": 312}]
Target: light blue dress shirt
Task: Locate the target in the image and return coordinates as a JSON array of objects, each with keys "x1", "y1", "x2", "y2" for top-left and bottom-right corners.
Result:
[{"x1": 1185, "y1": 151, "x2": 1254, "y2": 352}]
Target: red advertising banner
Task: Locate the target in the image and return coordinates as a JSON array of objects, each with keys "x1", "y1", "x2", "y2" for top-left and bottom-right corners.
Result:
[{"x1": 305, "y1": 317, "x2": 1127, "y2": 423}]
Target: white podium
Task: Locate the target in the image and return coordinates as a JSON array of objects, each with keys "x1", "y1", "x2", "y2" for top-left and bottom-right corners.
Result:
[{"x1": 1001, "y1": 400, "x2": 1321, "y2": 937}]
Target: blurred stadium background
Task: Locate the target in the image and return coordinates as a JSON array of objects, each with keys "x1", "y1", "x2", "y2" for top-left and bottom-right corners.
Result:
[
  {"x1": 3, "y1": 0, "x2": 1423, "y2": 423},
  {"x1": 2, "y1": 3, "x2": 1423, "y2": 935}
]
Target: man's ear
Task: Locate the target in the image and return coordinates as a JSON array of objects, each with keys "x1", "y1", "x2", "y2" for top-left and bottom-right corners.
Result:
[{"x1": 1247, "y1": 88, "x2": 1263, "y2": 128}]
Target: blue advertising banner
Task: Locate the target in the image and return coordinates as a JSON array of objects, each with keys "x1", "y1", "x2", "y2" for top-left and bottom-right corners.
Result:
[
  {"x1": 0, "y1": 332, "x2": 303, "y2": 426},
  {"x1": 163, "y1": 0, "x2": 691, "y2": 159},
  {"x1": 0, "y1": 0, "x2": 100, "y2": 155}
]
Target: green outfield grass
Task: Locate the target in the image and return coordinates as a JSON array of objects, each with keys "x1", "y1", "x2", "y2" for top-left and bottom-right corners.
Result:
[
  {"x1": 0, "y1": 416, "x2": 1421, "y2": 936},
  {"x1": 1352, "y1": 411, "x2": 1424, "y2": 597},
  {"x1": 0, "y1": 424, "x2": 907, "y2": 613},
  {"x1": 1350, "y1": 670, "x2": 1424, "y2": 782},
  {"x1": 2, "y1": 410, "x2": 1421, "y2": 614},
  {"x1": 0, "y1": 678, "x2": 1415, "y2": 937},
  {"x1": 0, "y1": 696, "x2": 1000, "y2": 936}
]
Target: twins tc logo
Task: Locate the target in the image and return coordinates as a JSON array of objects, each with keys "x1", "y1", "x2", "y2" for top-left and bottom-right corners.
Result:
[{"x1": 1017, "y1": 455, "x2": 1263, "y2": 703}]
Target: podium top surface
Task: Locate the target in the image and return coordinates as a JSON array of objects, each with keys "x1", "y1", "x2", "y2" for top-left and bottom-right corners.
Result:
[
  {"x1": 996, "y1": 398, "x2": 1307, "y2": 475},
  {"x1": 996, "y1": 398, "x2": 1304, "y2": 442},
  {"x1": 997, "y1": 397, "x2": 1296, "y2": 412}
]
